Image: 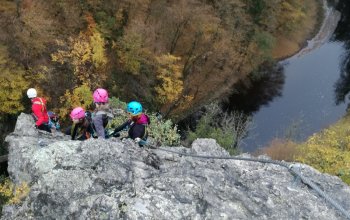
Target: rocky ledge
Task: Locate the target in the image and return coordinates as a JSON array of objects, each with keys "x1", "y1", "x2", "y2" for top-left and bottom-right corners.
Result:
[{"x1": 2, "y1": 113, "x2": 350, "y2": 219}]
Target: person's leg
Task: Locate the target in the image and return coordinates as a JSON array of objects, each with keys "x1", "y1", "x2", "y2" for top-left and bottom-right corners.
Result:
[
  {"x1": 37, "y1": 124, "x2": 52, "y2": 133},
  {"x1": 65, "y1": 126, "x2": 72, "y2": 135}
]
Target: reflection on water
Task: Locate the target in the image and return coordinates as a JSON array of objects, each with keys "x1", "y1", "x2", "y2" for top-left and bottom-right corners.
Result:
[
  {"x1": 333, "y1": 0, "x2": 350, "y2": 106},
  {"x1": 241, "y1": 42, "x2": 347, "y2": 152},
  {"x1": 222, "y1": 62, "x2": 285, "y2": 114}
]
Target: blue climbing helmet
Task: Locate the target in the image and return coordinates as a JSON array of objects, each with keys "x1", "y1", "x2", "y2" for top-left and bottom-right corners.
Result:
[{"x1": 127, "y1": 101, "x2": 142, "y2": 116}]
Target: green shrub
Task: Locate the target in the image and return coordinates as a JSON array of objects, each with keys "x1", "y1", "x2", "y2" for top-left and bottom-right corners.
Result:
[
  {"x1": 188, "y1": 118, "x2": 236, "y2": 155},
  {"x1": 186, "y1": 103, "x2": 252, "y2": 155},
  {"x1": 109, "y1": 97, "x2": 127, "y2": 110},
  {"x1": 254, "y1": 31, "x2": 275, "y2": 58},
  {"x1": 147, "y1": 113, "x2": 181, "y2": 146},
  {"x1": 108, "y1": 97, "x2": 128, "y2": 127}
]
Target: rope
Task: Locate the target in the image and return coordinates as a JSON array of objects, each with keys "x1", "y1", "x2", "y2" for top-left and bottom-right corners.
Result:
[{"x1": 150, "y1": 146, "x2": 350, "y2": 219}]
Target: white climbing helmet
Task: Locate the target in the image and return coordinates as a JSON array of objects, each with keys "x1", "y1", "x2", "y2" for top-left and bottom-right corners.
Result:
[{"x1": 27, "y1": 88, "x2": 37, "y2": 98}]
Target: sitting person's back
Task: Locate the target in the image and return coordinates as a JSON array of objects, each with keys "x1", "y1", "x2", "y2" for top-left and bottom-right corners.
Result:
[
  {"x1": 48, "y1": 111, "x2": 60, "y2": 131},
  {"x1": 92, "y1": 88, "x2": 113, "y2": 139}
]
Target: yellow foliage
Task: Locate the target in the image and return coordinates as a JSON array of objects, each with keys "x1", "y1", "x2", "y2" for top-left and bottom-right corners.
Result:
[
  {"x1": 0, "y1": 45, "x2": 29, "y2": 115},
  {"x1": 296, "y1": 116, "x2": 350, "y2": 185},
  {"x1": 278, "y1": 0, "x2": 306, "y2": 32},
  {"x1": 91, "y1": 29, "x2": 108, "y2": 67},
  {"x1": 59, "y1": 84, "x2": 94, "y2": 118},
  {"x1": 0, "y1": 179, "x2": 30, "y2": 205},
  {"x1": 9, "y1": 182, "x2": 30, "y2": 204},
  {"x1": 176, "y1": 95, "x2": 195, "y2": 112},
  {"x1": 0, "y1": 179, "x2": 13, "y2": 198},
  {"x1": 155, "y1": 54, "x2": 184, "y2": 104},
  {"x1": 51, "y1": 15, "x2": 107, "y2": 89}
]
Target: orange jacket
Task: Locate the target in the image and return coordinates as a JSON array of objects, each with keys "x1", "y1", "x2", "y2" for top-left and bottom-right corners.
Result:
[{"x1": 31, "y1": 97, "x2": 49, "y2": 126}]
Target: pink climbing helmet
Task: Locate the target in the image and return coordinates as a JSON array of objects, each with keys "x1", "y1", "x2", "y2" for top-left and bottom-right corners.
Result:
[
  {"x1": 70, "y1": 107, "x2": 85, "y2": 120},
  {"x1": 93, "y1": 88, "x2": 109, "y2": 103}
]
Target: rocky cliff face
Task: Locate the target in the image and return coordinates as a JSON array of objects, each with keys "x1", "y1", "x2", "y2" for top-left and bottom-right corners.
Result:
[{"x1": 2, "y1": 113, "x2": 350, "y2": 219}]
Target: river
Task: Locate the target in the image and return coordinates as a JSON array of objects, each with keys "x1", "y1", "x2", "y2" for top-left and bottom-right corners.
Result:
[{"x1": 225, "y1": 0, "x2": 350, "y2": 152}]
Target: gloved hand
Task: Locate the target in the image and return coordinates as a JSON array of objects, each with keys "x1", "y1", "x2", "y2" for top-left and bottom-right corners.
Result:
[{"x1": 105, "y1": 129, "x2": 118, "y2": 138}]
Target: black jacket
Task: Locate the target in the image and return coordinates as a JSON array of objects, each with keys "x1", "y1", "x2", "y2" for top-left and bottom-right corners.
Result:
[{"x1": 114, "y1": 114, "x2": 150, "y2": 140}]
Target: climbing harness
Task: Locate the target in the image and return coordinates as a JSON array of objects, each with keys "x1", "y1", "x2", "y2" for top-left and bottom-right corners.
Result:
[
  {"x1": 146, "y1": 146, "x2": 350, "y2": 219},
  {"x1": 32, "y1": 98, "x2": 47, "y2": 115}
]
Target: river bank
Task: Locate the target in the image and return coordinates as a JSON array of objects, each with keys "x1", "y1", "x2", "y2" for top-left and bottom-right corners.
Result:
[{"x1": 272, "y1": 0, "x2": 323, "y2": 59}]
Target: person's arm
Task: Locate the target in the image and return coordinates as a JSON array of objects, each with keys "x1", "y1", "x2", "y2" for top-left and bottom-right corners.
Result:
[
  {"x1": 71, "y1": 125, "x2": 79, "y2": 140},
  {"x1": 113, "y1": 120, "x2": 130, "y2": 133},
  {"x1": 32, "y1": 104, "x2": 44, "y2": 126},
  {"x1": 92, "y1": 115, "x2": 106, "y2": 138}
]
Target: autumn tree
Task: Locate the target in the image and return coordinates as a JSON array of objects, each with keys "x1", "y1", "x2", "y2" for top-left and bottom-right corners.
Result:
[
  {"x1": 277, "y1": 0, "x2": 306, "y2": 33},
  {"x1": 58, "y1": 84, "x2": 94, "y2": 118},
  {"x1": 155, "y1": 54, "x2": 183, "y2": 104},
  {"x1": 51, "y1": 14, "x2": 108, "y2": 89},
  {"x1": 50, "y1": 14, "x2": 108, "y2": 118},
  {"x1": 0, "y1": 0, "x2": 318, "y2": 121},
  {"x1": 245, "y1": 0, "x2": 306, "y2": 34},
  {"x1": 0, "y1": 45, "x2": 29, "y2": 115},
  {"x1": 114, "y1": 32, "x2": 145, "y2": 75}
]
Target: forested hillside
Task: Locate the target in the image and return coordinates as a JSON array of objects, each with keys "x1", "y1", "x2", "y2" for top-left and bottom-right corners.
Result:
[{"x1": 0, "y1": 0, "x2": 319, "y2": 121}]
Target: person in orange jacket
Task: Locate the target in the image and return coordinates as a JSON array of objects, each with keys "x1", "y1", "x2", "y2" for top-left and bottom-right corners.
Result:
[{"x1": 26, "y1": 88, "x2": 51, "y2": 133}]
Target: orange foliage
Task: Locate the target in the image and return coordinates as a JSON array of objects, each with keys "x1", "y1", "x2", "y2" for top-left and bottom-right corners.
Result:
[{"x1": 254, "y1": 138, "x2": 300, "y2": 162}]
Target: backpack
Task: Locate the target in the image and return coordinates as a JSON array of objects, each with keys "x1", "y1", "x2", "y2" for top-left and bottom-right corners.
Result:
[
  {"x1": 47, "y1": 111, "x2": 60, "y2": 130},
  {"x1": 84, "y1": 111, "x2": 98, "y2": 138}
]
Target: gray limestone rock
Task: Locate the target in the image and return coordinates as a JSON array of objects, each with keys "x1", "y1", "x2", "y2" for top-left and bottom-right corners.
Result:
[{"x1": 2, "y1": 113, "x2": 350, "y2": 219}]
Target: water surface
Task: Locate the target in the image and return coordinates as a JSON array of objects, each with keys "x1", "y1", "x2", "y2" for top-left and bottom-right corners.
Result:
[{"x1": 242, "y1": 41, "x2": 348, "y2": 152}]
